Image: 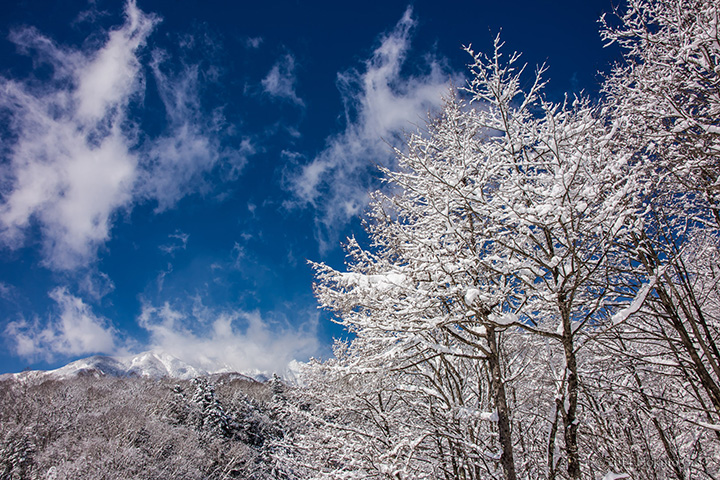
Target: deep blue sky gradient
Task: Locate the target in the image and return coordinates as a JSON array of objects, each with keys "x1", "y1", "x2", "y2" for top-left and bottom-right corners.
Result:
[{"x1": 0, "y1": 0, "x2": 621, "y2": 374}]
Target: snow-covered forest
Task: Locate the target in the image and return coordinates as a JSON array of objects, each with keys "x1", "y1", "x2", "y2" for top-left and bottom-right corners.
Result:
[
  {"x1": 299, "y1": 0, "x2": 720, "y2": 478},
  {"x1": 0, "y1": 373, "x2": 296, "y2": 479},
  {"x1": 2, "y1": 0, "x2": 720, "y2": 478}
]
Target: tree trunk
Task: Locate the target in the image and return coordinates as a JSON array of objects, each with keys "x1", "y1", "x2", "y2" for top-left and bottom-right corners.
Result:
[
  {"x1": 559, "y1": 299, "x2": 581, "y2": 480},
  {"x1": 486, "y1": 326, "x2": 518, "y2": 480}
]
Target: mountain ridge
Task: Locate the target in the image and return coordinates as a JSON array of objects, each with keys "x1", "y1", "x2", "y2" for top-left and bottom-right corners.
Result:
[{"x1": 0, "y1": 351, "x2": 270, "y2": 382}]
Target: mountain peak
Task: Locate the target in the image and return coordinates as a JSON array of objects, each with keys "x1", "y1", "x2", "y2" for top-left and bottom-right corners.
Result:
[
  {"x1": 1, "y1": 351, "x2": 209, "y2": 381},
  {"x1": 1, "y1": 350, "x2": 301, "y2": 383}
]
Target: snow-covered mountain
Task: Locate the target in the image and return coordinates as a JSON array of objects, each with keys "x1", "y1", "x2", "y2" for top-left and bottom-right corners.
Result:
[
  {"x1": 52, "y1": 351, "x2": 210, "y2": 379},
  {"x1": 1, "y1": 351, "x2": 264, "y2": 382},
  {"x1": 0, "y1": 350, "x2": 308, "y2": 383}
]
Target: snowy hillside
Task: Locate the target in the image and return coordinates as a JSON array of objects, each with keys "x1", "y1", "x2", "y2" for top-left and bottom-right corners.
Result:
[{"x1": 0, "y1": 368, "x2": 285, "y2": 479}]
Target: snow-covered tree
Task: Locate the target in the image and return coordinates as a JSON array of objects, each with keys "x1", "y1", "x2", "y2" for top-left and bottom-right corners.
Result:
[
  {"x1": 602, "y1": 0, "x2": 720, "y2": 451},
  {"x1": 309, "y1": 35, "x2": 637, "y2": 479},
  {"x1": 602, "y1": 0, "x2": 720, "y2": 216},
  {"x1": 190, "y1": 378, "x2": 235, "y2": 439},
  {"x1": 303, "y1": 1, "x2": 720, "y2": 476}
]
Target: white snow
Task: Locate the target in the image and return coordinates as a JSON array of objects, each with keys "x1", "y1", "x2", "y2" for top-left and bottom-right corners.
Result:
[
  {"x1": 479, "y1": 411, "x2": 499, "y2": 422},
  {"x1": 601, "y1": 473, "x2": 630, "y2": 480},
  {"x1": 340, "y1": 272, "x2": 408, "y2": 291},
  {"x1": 4, "y1": 350, "x2": 274, "y2": 382},
  {"x1": 611, "y1": 275, "x2": 659, "y2": 326},
  {"x1": 465, "y1": 287, "x2": 481, "y2": 306},
  {"x1": 697, "y1": 421, "x2": 720, "y2": 432},
  {"x1": 488, "y1": 311, "x2": 518, "y2": 325},
  {"x1": 47, "y1": 351, "x2": 209, "y2": 380}
]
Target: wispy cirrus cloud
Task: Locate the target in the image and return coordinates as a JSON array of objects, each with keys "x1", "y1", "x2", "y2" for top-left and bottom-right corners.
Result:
[
  {"x1": 0, "y1": 0, "x2": 253, "y2": 271},
  {"x1": 139, "y1": 50, "x2": 254, "y2": 212},
  {"x1": 5, "y1": 287, "x2": 125, "y2": 361},
  {"x1": 77, "y1": 269, "x2": 116, "y2": 302},
  {"x1": 285, "y1": 7, "x2": 455, "y2": 252},
  {"x1": 159, "y1": 230, "x2": 190, "y2": 256},
  {"x1": 0, "y1": 0, "x2": 156, "y2": 270},
  {"x1": 245, "y1": 36, "x2": 263, "y2": 49},
  {"x1": 261, "y1": 53, "x2": 304, "y2": 106},
  {"x1": 0, "y1": 282, "x2": 14, "y2": 301},
  {"x1": 138, "y1": 300, "x2": 320, "y2": 375}
]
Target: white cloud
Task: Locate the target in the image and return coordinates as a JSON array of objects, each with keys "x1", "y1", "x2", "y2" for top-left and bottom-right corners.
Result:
[
  {"x1": 261, "y1": 53, "x2": 304, "y2": 106},
  {"x1": 5, "y1": 287, "x2": 123, "y2": 361},
  {"x1": 231, "y1": 241, "x2": 246, "y2": 269},
  {"x1": 74, "y1": 3, "x2": 156, "y2": 122},
  {"x1": 245, "y1": 36, "x2": 263, "y2": 49},
  {"x1": 159, "y1": 230, "x2": 190, "y2": 255},
  {"x1": 0, "y1": 0, "x2": 157, "y2": 270},
  {"x1": 138, "y1": 52, "x2": 253, "y2": 211},
  {"x1": 0, "y1": 282, "x2": 13, "y2": 300},
  {"x1": 156, "y1": 263, "x2": 173, "y2": 292},
  {"x1": 0, "y1": 1, "x2": 253, "y2": 270},
  {"x1": 285, "y1": 7, "x2": 454, "y2": 252},
  {"x1": 137, "y1": 301, "x2": 320, "y2": 375},
  {"x1": 77, "y1": 269, "x2": 116, "y2": 301}
]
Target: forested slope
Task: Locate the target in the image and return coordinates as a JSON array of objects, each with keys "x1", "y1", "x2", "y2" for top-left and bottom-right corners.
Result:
[{"x1": 0, "y1": 374, "x2": 289, "y2": 479}]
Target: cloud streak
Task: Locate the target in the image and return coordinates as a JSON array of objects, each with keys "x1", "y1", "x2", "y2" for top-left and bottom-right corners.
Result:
[
  {"x1": 262, "y1": 53, "x2": 304, "y2": 106},
  {"x1": 286, "y1": 7, "x2": 453, "y2": 251},
  {"x1": 0, "y1": 0, "x2": 156, "y2": 270},
  {"x1": 5, "y1": 288, "x2": 124, "y2": 361},
  {"x1": 0, "y1": 0, "x2": 252, "y2": 270},
  {"x1": 3, "y1": 287, "x2": 320, "y2": 375},
  {"x1": 159, "y1": 230, "x2": 190, "y2": 255},
  {"x1": 139, "y1": 51, "x2": 253, "y2": 211},
  {"x1": 138, "y1": 301, "x2": 320, "y2": 375}
]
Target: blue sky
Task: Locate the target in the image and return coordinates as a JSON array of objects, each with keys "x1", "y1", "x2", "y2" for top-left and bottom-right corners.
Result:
[{"x1": 0, "y1": 0, "x2": 619, "y2": 374}]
